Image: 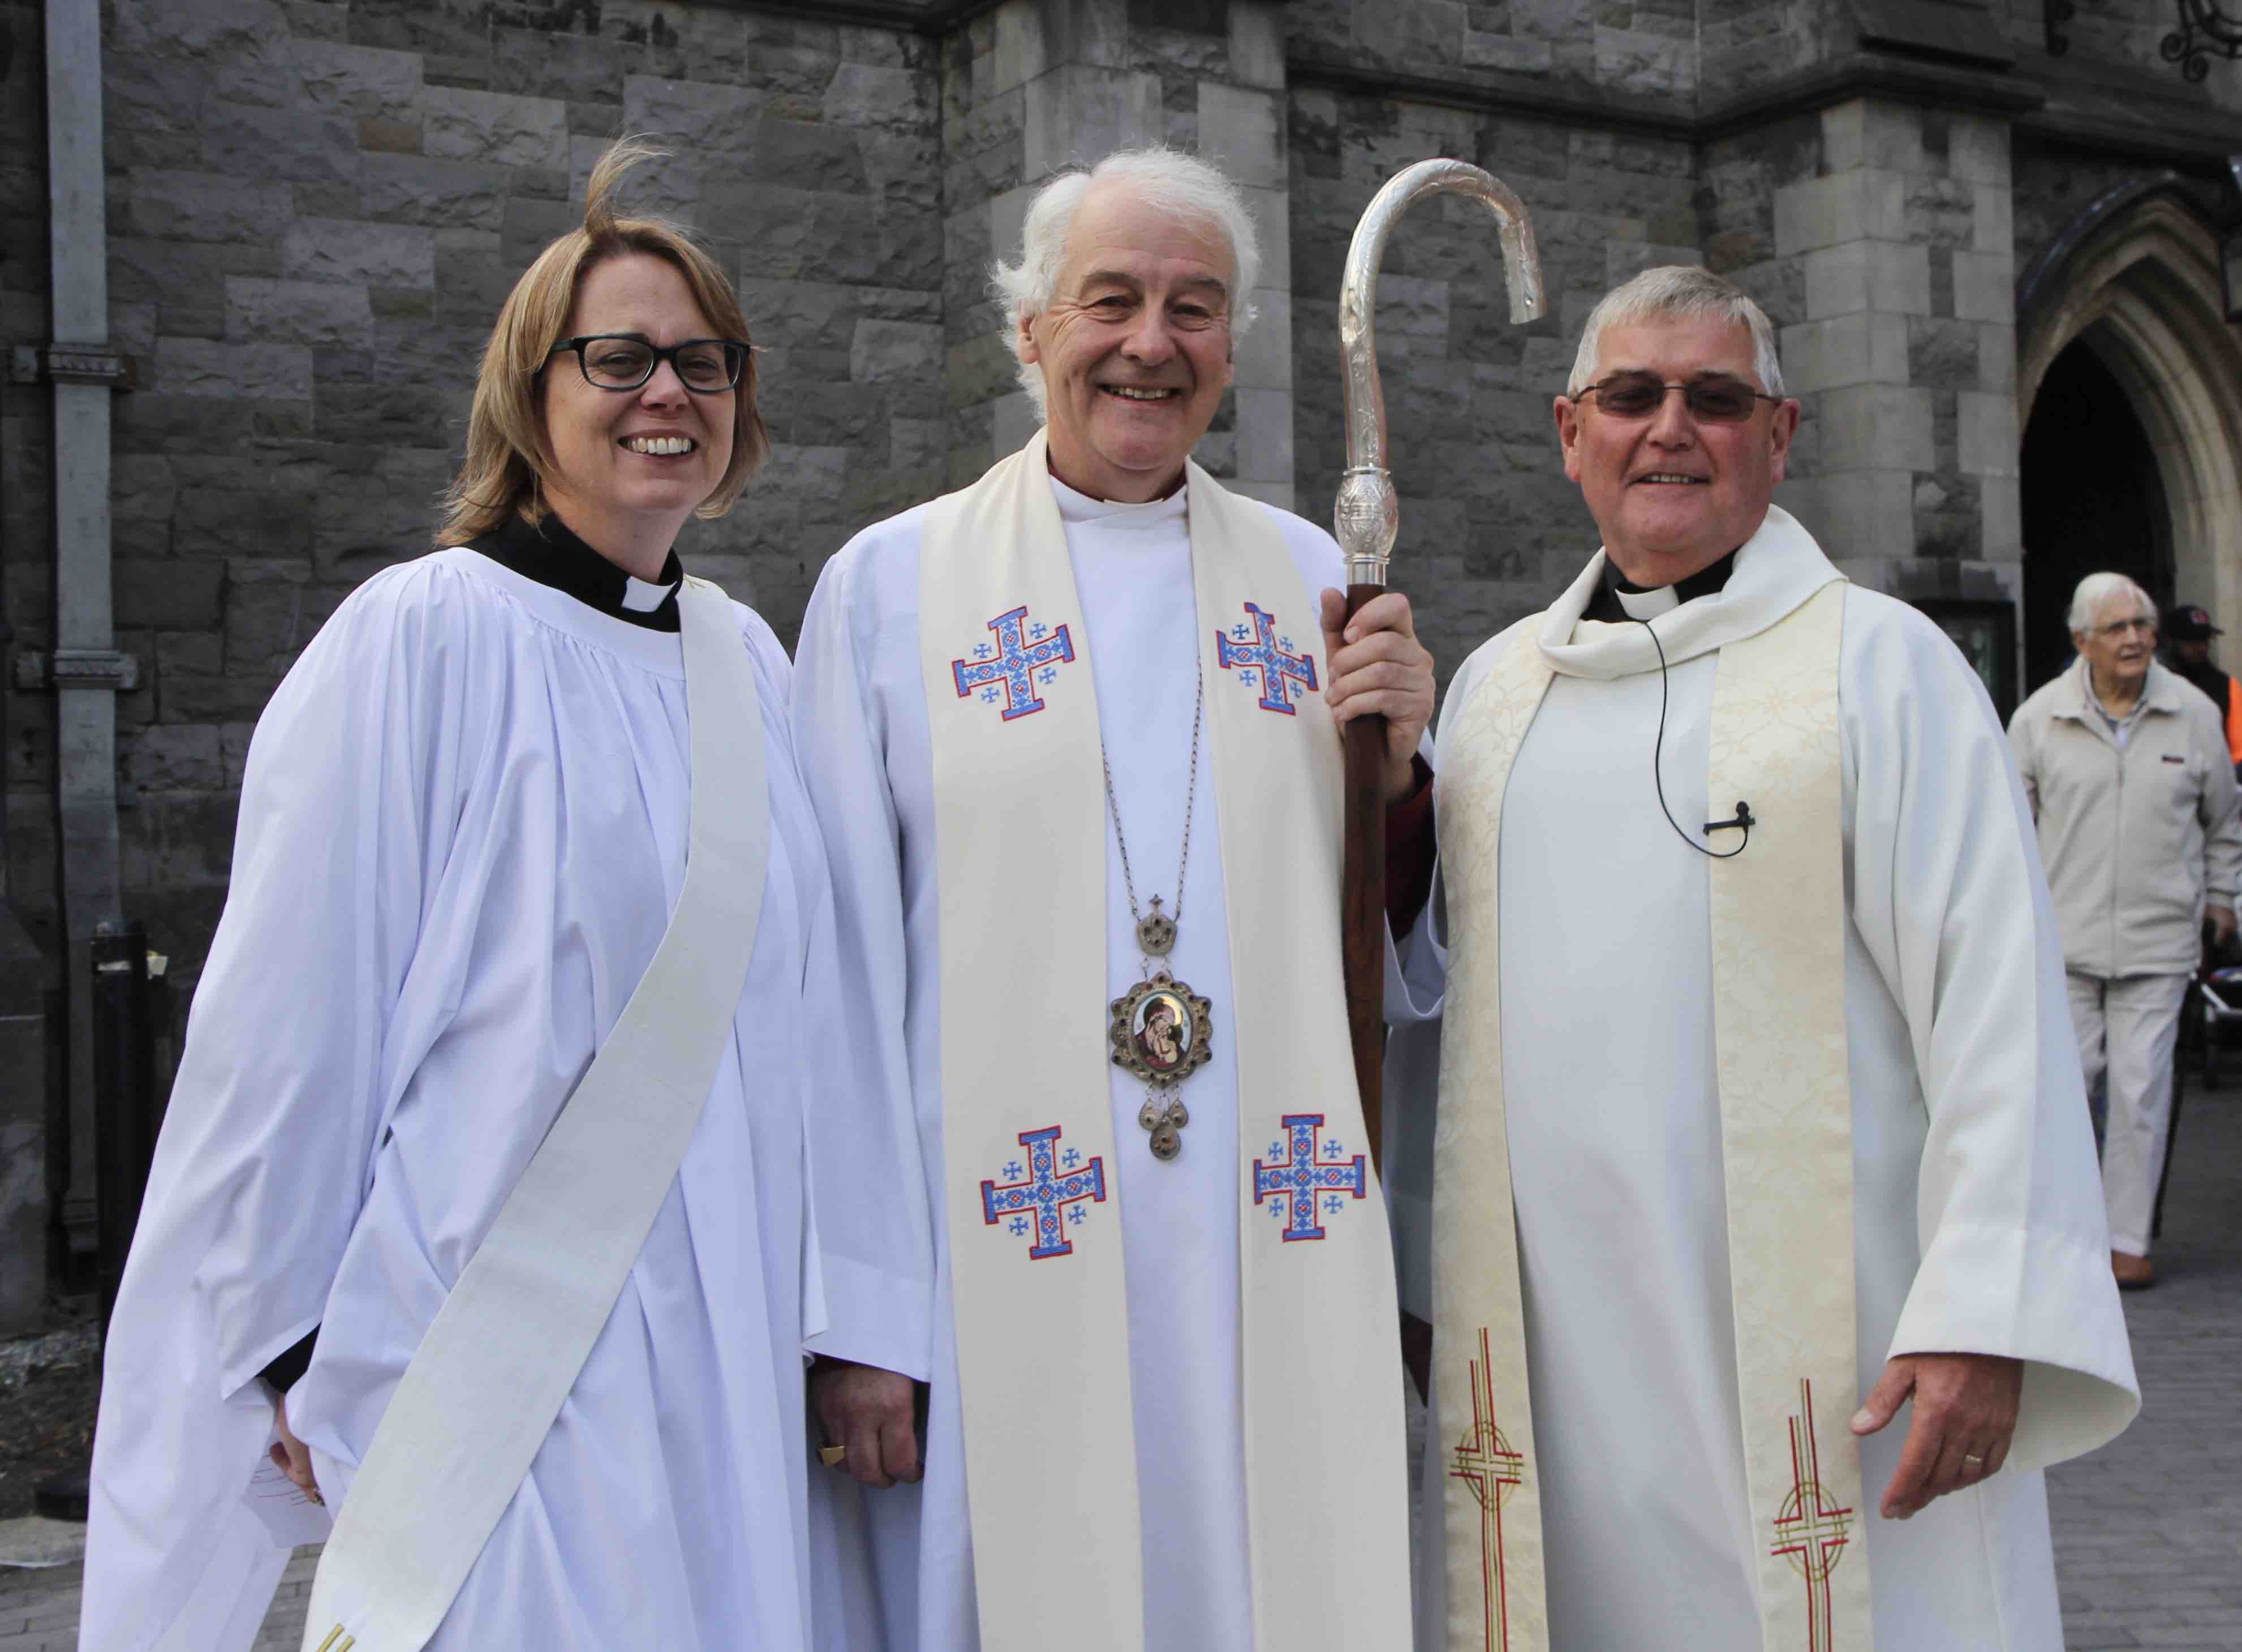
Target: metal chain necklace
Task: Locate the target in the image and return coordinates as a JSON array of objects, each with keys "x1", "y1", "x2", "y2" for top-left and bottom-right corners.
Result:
[{"x1": 1104, "y1": 662, "x2": 1213, "y2": 1160}]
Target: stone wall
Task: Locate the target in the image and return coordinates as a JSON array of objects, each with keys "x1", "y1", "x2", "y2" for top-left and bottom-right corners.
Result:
[
  {"x1": 1289, "y1": 0, "x2": 1698, "y2": 102},
  {"x1": 2, "y1": 0, "x2": 945, "y2": 993},
  {"x1": 7, "y1": 0, "x2": 2242, "y2": 1314}
]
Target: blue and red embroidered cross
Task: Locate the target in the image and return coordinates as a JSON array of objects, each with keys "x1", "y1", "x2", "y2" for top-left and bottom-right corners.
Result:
[
  {"x1": 954, "y1": 605, "x2": 1075, "y2": 721},
  {"x1": 1216, "y1": 603, "x2": 1318, "y2": 715},
  {"x1": 1253, "y1": 1113, "x2": 1367, "y2": 1241},
  {"x1": 982, "y1": 1125, "x2": 1106, "y2": 1259}
]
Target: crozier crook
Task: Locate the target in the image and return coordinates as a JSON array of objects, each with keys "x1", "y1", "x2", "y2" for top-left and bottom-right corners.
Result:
[{"x1": 1334, "y1": 160, "x2": 1544, "y2": 1175}]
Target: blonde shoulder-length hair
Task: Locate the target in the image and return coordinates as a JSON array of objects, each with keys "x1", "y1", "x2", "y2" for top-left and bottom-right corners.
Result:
[{"x1": 437, "y1": 137, "x2": 770, "y2": 546}]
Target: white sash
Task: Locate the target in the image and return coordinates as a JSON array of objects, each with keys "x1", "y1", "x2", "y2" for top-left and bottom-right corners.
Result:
[
  {"x1": 302, "y1": 576, "x2": 771, "y2": 1652},
  {"x1": 1433, "y1": 580, "x2": 1874, "y2": 1652},
  {"x1": 918, "y1": 432, "x2": 1410, "y2": 1651}
]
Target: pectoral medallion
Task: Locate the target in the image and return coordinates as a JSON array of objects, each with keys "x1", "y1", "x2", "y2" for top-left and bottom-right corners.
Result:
[{"x1": 1110, "y1": 971, "x2": 1212, "y2": 1160}]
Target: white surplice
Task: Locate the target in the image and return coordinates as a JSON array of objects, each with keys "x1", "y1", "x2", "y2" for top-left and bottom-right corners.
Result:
[
  {"x1": 83, "y1": 547, "x2": 920, "y2": 1652},
  {"x1": 794, "y1": 475, "x2": 1394, "y2": 1652},
  {"x1": 1392, "y1": 518, "x2": 2138, "y2": 1650}
]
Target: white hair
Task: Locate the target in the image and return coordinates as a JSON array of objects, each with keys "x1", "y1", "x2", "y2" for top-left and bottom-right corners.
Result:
[
  {"x1": 1568, "y1": 265, "x2": 1786, "y2": 398},
  {"x1": 990, "y1": 147, "x2": 1261, "y2": 416},
  {"x1": 2068, "y1": 571, "x2": 2158, "y2": 634}
]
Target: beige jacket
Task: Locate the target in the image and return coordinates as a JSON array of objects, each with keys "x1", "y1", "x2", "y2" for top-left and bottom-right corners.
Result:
[{"x1": 2009, "y1": 657, "x2": 2242, "y2": 978}]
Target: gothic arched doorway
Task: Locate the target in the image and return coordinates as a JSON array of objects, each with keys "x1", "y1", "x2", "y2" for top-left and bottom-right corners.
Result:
[
  {"x1": 2020, "y1": 337, "x2": 2174, "y2": 690},
  {"x1": 2017, "y1": 178, "x2": 2242, "y2": 698}
]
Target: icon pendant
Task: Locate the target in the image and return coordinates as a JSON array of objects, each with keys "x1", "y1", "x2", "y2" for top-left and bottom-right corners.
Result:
[{"x1": 1111, "y1": 968, "x2": 1211, "y2": 1161}]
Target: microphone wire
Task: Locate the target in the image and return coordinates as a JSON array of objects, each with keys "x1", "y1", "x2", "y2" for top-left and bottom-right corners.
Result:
[{"x1": 1632, "y1": 615, "x2": 1753, "y2": 859}]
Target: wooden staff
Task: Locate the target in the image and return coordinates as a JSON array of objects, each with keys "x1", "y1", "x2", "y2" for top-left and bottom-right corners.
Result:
[{"x1": 1335, "y1": 161, "x2": 1544, "y2": 1175}]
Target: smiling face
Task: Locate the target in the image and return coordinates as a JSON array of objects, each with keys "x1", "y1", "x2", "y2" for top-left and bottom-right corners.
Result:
[
  {"x1": 2075, "y1": 589, "x2": 2157, "y2": 697},
  {"x1": 1018, "y1": 182, "x2": 1237, "y2": 503},
  {"x1": 1552, "y1": 312, "x2": 1799, "y2": 586},
  {"x1": 538, "y1": 251, "x2": 735, "y2": 567}
]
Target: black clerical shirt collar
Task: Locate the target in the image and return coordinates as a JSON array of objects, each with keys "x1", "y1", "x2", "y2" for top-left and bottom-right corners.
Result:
[
  {"x1": 472, "y1": 511, "x2": 684, "y2": 632},
  {"x1": 1582, "y1": 548, "x2": 1737, "y2": 624}
]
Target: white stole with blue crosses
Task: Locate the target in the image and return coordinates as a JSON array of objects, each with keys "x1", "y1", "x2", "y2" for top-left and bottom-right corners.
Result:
[{"x1": 918, "y1": 429, "x2": 1410, "y2": 1652}]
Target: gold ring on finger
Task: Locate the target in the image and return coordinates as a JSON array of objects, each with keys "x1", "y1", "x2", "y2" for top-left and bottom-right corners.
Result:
[
  {"x1": 818, "y1": 1443, "x2": 847, "y2": 1469},
  {"x1": 1962, "y1": 1453, "x2": 1985, "y2": 1472}
]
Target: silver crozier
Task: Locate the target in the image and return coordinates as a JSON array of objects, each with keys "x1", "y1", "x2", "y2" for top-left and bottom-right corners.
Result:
[{"x1": 1333, "y1": 160, "x2": 1545, "y2": 1176}]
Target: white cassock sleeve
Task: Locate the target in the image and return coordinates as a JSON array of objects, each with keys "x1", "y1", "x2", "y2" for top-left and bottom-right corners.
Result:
[
  {"x1": 1843, "y1": 599, "x2": 2138, "y2": 1468},
  {"x1": 789, "y1": 549, "x2": 936, "y2": 1383},
  {"x1": 82, "y1": 570, "x2": 461, "y2": 1652}
]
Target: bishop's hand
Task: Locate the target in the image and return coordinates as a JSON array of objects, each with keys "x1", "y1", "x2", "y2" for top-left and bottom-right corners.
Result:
[
  {"x1": 810, "y1": 1357, "x2": 924, "y2": 1489},
  {"x1": 1319, "y1": 588, "x2": 1435, "y2": 803},
  {"x1": 1850, "y1": 1350, "x2": 2022, "y2": 1519},
  {"x1": 269, "y1": 1391, "x2": 323, "y2": 1504}
]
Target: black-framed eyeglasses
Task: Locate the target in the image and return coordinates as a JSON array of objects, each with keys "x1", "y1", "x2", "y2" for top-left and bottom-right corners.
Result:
[
  {"x1": 1572, "y1": 372, "x2": 1780, "y2": 424},
  {"x1": 546, "y1": 334, "x2": 749, "y2": 394}
]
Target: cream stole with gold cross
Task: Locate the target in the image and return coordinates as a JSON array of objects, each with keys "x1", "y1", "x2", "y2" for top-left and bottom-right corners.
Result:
[
  {"x1": 1432, "y1": 555, "x2": 1873, "y2": 1652},
  {"x1": 917, "y1": 430, "x2": 1410, "y2": 1652}
]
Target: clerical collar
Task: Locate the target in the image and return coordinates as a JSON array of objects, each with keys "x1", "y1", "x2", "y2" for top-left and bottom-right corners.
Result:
[
  {"x1": 471, "y1": 511, "x2": 683, "y2": 631},
  {"x1": 1048, "y1": 472, "x2": 1187, "y2": 532},
  {"x1": 1582, "y1": 549, "x2": 1738, "y2": 624}
]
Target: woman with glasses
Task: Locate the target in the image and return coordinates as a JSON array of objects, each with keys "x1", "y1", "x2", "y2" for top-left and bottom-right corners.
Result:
[{"x1": 81, "y1": 138, "x2": 927, "y2": 1652}]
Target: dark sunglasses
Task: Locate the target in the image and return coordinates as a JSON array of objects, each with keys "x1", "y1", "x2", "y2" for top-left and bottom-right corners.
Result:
[
  {"x1": 1573, "y1": 372, "x2": 1780, "y2": 424},
  {"x1": 546, "y1": 334, "x2": 749, "y2": 394}
]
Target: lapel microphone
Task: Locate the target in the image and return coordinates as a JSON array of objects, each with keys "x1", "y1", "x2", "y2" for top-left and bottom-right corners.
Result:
[{"x1": 1633, "y1": 616, "x2": 1755, "y2": 859}]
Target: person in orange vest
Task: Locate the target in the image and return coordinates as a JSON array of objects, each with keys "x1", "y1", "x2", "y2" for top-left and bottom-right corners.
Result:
[{"x1": 2164, "y1": 603, "x2": 2242, "y2": 774}]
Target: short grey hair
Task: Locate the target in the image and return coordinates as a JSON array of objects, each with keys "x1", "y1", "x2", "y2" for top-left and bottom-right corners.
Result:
[
  {"x1": 1567, "y1": 265, "x2": 1786, "y2": 398},
  {"x1": 991, "y1": 147, "x2": 1262, "y2": 416},
  {"x1": 2068, "y1": 571, "x2": 2158, "y2": 635}
]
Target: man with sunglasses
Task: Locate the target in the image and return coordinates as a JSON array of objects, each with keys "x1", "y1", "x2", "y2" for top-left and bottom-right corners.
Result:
[
  {"x1": 2009, "y1": 573, "x2": 2242, "y2": 1293},
  {"x1": 1392, "y1": 266, "x2": 2136, "y2": 1651}
]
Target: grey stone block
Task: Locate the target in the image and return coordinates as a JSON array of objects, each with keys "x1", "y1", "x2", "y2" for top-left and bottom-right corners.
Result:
[
  {"x1": 488, "y1": 27, "x2": 635, "y2": 105},
  {"x1": 227, "y1": 277, "x2": 377, "y2": 348},
  {"x1": 129, "y1": 170, "x2": 296, "y2": 243},
  {"x1": 168, "y1": 453, "x2": 328, "y2": 556},
  {"x1": 1951, "y1": 249, "x2": 2013, "y2": 323},
  {"x1": 824, "y1": 63, "x2": 937, "y2": 131},
  {"x1": 161, "y1": 671, "x2": 287, "y2": 723},
  {"x1": 195, "y1": 102, "x2": 361, "y2": 186},
  {"x1": 293, "y1": 37, "x2": 423, "y2": 122},
  {"x1": 622, "y1": 74, "x2": 761, "y2": 156},
  {"x1": 105, "y1": 53, "x2": 209, "y2": 148},
  {"x1": 280, "y1": 217, "x2": 436, "y2": 289},
  {"x1": 423, "y1": 85, "x2": 571, "y2": 169},
  {"x1": 851, "y1": 317, "x2": 945, "y2": 384},
  {"x1": 315, "y1": 382, "x2": 461, "y2": 446},
  {"x1": 1907, "y1": 314, "x2": 1979, "y2": 390},
  {"x1": 115, "y1": 558, "x2": 226, "y2": 631},
  {"x1": 1901, "y1": 174, "x2": 1977, "y2": 250},
  {"x1": 499, "y1": 194, "x2": 579, "y2": 267},
  {"x1": 1198, "y1": 83, "x2": 1284, "y2": 189},
  {"x1": 119, "y1": 723, "x2": 226, "y2": 793},
  {"x1": 1772, "y1": 170, "x2": 1907, "y2": 256},
  {"x1": 157, "y1": 629, "x2": 227, "y2": 678},
  {"x1": 344, "y1": 0, "x2": 491, "y2": 61},
  {"x1": 154, "y1": 336, "x2": 315, "y2": 401},
  {"x1": 311, "y1": 454, "x2": 451, "y2": 571},
  {"x1": 1820, "y1": 98, "x2": 1926, "y2": 177},
  {"x1": 1594, "y1": 26, "x2": 1689, "y2": 96},
  {"x1": 114, "y1": 394, "x2": 258, "y2": 454},
  {"x1": 111, "y1": 0, "x2": 292, "y2": 68},
  {"x1": 362, "y1": 153, "x2": 509, "y2": 230},
  {"x1": 743, "y1": 117, "x2": 871, "y2": 193}
]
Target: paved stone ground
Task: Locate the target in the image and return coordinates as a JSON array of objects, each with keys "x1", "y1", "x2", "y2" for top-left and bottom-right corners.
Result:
[
  {"x1": 2046, "y1": 1072, "x2": 2242, "y2": 1652},
  {"x1": 5, "y1": 1090, "x2": 2238, "y2": 1650}
]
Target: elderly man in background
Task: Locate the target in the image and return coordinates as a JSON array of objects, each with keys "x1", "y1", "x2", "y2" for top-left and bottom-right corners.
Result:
[
  {"x1": 1396, "y1": 264, "x2": 2136, "y2": 1651},
  {"x1": 2009, "y1": 573, "x2": 2242, "y2": 1290},
  {"x1": 791, "y1": 147, "x2": 1434, "y2": 1651}
]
